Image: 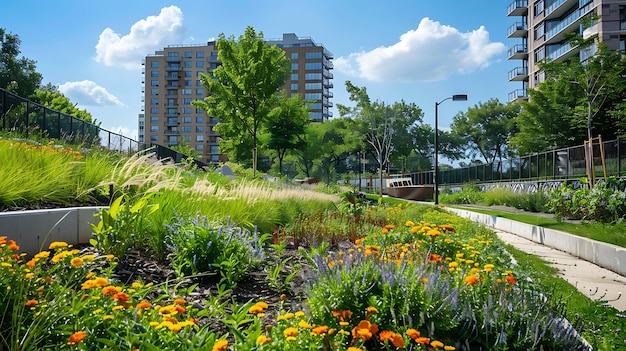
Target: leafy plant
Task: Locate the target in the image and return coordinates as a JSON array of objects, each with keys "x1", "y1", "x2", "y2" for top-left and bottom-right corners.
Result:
[{"x1": 90, "y1": 192, "x2": 159, "y2": 258}]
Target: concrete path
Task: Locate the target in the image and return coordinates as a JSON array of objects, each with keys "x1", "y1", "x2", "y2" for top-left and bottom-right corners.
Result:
[{"x1": 495, "y1": 228, "x2": 626, "y2": 311}]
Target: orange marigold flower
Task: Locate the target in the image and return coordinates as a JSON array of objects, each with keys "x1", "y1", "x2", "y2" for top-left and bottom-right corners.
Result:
[
  {"x1": 381, "y1": 228, "x2": 389, "y2": 234},
  {"x1": 332, "y1": 309, "x2": 353, "y2": 322},
  {"x1": 112, "y1": 292, "x2": 130, "y2": 303},
  {"x1": 283, "y1": 327, "x2": 299, "y2": 337},
  {"x1": 68, "y1": 331, "x2": 87, "y2": 345},
  {"x1": 351, "y1": 320, "x2": 378, "y2": 341},
  {"x1": 444, "y1": 346, "x2": 456, "y2": 350},
  {"x1": 212, "y1": 339, "x2": 228, "y2": 351},
  {"x1": 347, "y1": 348, "x2": 364, "y2": 351},
  {"x1": 366, "y1": 306, "x2": 378, "y2": 315},
  {"x1": 438, "y1": 224, "x2": 456, "y2": 232},
  {"x1": 505, "y1": 274, "x2": 517, "y2": 285},
  {"x1": 379, "y1": 330, "x2": 405, "y2": 348},
  {"x1": 464, "y1": 275, "x2": 479, "y2": 285},
  {"x1": 406, "y1": 328, "x2": 421, "y2": 340},
  {"x1": 428, "y1": 254, "x2": 442, "y2": 262},
  {"x1": 25, "y1": 299, "x2": 39, "y2": 307},
  {"x1": 174, "y1": 298, "x2": 186, "y2": 305},
  {"x1": 136, "y1": 301, "x2": 151, "y2": 309},
  {"x1": 26, "y1": 258, "x2": 36, "y2": 268},
  {"x1": 430, "y1": 340, "x2": 445, "y2": 348},
  {"x1": 102, "y1": 286, "x2": 120, "y2": 295},
  {"x1": 312, "y1": 325, "x2": 329, "y2": 335},
  {"x1": 426, "y1": 229, "x2": 441, "y2": 237}
]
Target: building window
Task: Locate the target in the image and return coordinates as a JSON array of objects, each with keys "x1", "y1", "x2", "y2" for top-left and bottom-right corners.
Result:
[
  {"x1": 184, "y1": 71, "x2": 192, "y2": 78},
  {"x1": 291, "y1": 52, "x2": 298, "y2": 59},
  {"x1": 196, "y1": 61, "x2": 204, "y2": 68},
  {"x1": 184, "y1": 51, "x2": 193, "y2": 58},
  {"x1": 534, "y1": 1, "x2": 544, "y2": 17},
  {"x1": 534, "y1": 24, "x2": 544, "y2": 41},
  {"x1": 291, "y1": 83, "x2": 298, "y2": 90},
  {"x1": 185, "y1": 80, "x2": 192, "y2": 86},
  {"x1": 210, "y1": 145, "x2": 219, "y2": 154},
  {"x1": 184, "y1": 61, "x2": 192, "y2": 68},
  {"x1": 150, "y1": 71, "x2": 159, "y2": 77},
  {"x1": 305, "y1": 93, "x2": 322, "y2": 100},
  {"x1": 291, "y1": 73, "x2": 298, "y2": 81},
  {"x1": 196, "y1": 80, "x2": 203, "y2": 86},
  {"x1": 150, "y1": 135, "x2": 159, "y2": 141},
  {"x1": 309, "y1": 112, "x2": 322, "y2": 120},
  {"x1": 150, "y1": 107, "x2": 159, "y2": 114},
  {"x1": 196, "y1": 144, "x2": 204, "y2": 151},
  {"x1": 182, "y1": 89, "x2": 193, "y2": 95},
  {"x1": 291, "y1": 63, "x2": 298, "y2": 70},
  {"x1": 196, "y1": 126, "x2": 204, "y2": 133},
  {"x1": 621, "y1": 6, "x2": 626, "y2": 30},
  {"x1": 182, "y1": 126, "x2": 192, "y2": 133},
  {"x1": 210, "y1": 51, "x2": 218, "y2": 59},
  {"x1": 305, "y1": 62, "x2": 322, "y2": 70},
  {"x1": 183, "y1": 135, "x2": 191, "y2": 142},
  {"x1": 305, "y1": 52, "x2": 322, "y2": 59},
  {"x1": 150, "y1": 98, "x2": 159, "y2": 105},
  {"x1": 196, "y1": 116, "x2": 204, "y2": 123},
  {"x1": 151, "y1": 88, "x2": 159, "y2": 95},
  {"x1": 196, "y1": 135, "x2": 204, "y2": 142},
  {"x1": 305, "y1": 73, "x2": 322, "y2": 80},
  {"x1": 150, "y1": 125, "x2": 159, "y2": 132},
  {"x1": 150, "y1": 116, "x2": 159, "y2": 123},
  {"x1": 182, "y1": 107, "x2": 192, "y2": 114},
  {"x1": 182, "y1": 98, "x2": 192, "y2": 105},
  {"x1": 309, "y1": 102, "x2": 322, "y2": 109},
  {"x1": 196, "y1": 51, "x2": 205, "y2": 58},
  {"x1": 151, "y1": 80, "x2": 159, "y2": 86},
  {"x1": 150, "y1": 61, "x2": 160, "y2": 68},
  {"x1": 305, "y1": 83, "x2": 322, "y2": 90},
  {"x1": 183, "y1": 116, "x2": 192, "y2": 123},
  {"x1": 167, "y1": 52, "x2": 179, "y2": 58},
  {"x1": 197, "y1": 88, "x2": 205, "y2": 95}
]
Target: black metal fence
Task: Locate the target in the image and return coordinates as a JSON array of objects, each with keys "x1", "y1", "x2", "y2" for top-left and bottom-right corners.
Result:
[
  {"x1": 406, "y1": 137, "x2": 626, "y2": 186},
  {"x1": 1, "y1": 87, "x2": 139, "y2": 153},
  {"x1": 0, "y1": 88, "x2": 206, "y2": 168}
]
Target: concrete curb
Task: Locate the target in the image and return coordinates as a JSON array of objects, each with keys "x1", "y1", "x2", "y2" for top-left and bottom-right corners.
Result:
[
  {"x1": 446, "y1": 207, "x2": 626, "y2": 277},
  {"x1": 0, "y1": 207, "x2": 104, "y2": 255}
]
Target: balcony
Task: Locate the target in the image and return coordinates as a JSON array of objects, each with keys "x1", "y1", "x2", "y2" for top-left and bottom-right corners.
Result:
[
  {"x1": 508, "y1": 66, "x2": 528, "y2": 81},
  {"x1": 165, "y1": 130, "x2": 180, "y2": 136},
  {"x1": 508, "y1": 89, "x2": 528, "y2": 102},
  {"x1": 507, "y1": 22, "x2": 528, "y2": 38},
  {"x1": 507, "y1": 0, "x2": 528, "y2": 17},
  {"x1": 165, "y1": 119, "x2": 179, "y2": 127},
  {"x1": 166, "y1": 64, "x2": 181, "y2": 71},
  {"x1": 165, "y1": 56, "x2": 181, "y2": 62},
  {"x1": 545, "y1": 1, "x2": 595, "y2": 44},
  {"x1": 507, "y1": 44, "x2": 528, "y2": 60},
  {"x1": 544, "y1": 0, "x2": 579, "y2": 20},
  {"x1": 583, "y1": 23, "x2": 599, "y2": 40}
]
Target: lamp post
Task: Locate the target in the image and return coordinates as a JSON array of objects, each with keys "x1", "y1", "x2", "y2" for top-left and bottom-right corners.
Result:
[{"x1": 434, "y1": 94, "x2": 467, "y2": 205}]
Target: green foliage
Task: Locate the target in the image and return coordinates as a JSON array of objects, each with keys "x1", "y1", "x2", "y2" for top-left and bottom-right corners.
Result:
[
  {"x1": 193, "y1": 26, "x2": 291, "y2": 177},
  {"x1": 164, "y1": 216, "x2": 269, "y2": 287},
  {"x1": 90, "y1": 193, "x2": 159, "y2": 258},
  {"x1": 547, "y1": 179, "x2": 626, "y2": 223},
  {"x1": 32, "y1": 87, "x2": 97, "y2": 125},
  {"x1": 450, "y1": 98, "x2": 519, "y2": 163},
  {"x1": 439, "y1": 185, "x2": 485, "y2": 204},
  {"x1": 0, "y1": 28, "x2": 43, "y2": 98}
]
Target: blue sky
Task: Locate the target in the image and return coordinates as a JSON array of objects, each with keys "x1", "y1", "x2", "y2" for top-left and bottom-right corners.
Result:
[{"x1": 1, "y1": 1, "x2": 514, "y2": 141}]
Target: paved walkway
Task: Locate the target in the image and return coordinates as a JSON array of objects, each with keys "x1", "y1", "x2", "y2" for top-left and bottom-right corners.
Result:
[{"x1": 495, "y1": 228, "x2": 626, "y2": 311}]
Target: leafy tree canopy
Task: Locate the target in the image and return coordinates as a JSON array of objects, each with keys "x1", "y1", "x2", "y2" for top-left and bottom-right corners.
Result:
[{"x1": 0, "y1": 28, "x2": 42, "y2": 98}]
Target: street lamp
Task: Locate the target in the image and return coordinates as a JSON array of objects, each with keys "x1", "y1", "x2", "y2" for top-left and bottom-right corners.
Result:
[{"x1": 434, "y1": 94, "x2": 467, "y2": 205}]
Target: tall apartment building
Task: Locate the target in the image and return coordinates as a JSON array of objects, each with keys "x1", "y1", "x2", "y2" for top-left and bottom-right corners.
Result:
[
  {"x1": 140, "y1": 33, "x2": 333, "y2": 164},
  {"x1": 507, "y1": 0, "x2": 626, "y2": 102}
]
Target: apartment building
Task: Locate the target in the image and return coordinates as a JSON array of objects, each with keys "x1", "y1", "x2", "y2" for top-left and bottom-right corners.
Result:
[
  {"x1": 140, "y1": 33, "x2": 333, "y2": 164},
  {"x1": 507, "y1": 0, "x2": 626, "y2": 102}
]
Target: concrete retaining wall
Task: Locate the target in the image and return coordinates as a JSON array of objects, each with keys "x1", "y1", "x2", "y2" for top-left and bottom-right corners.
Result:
[
  {"x1": 0, "y1": 207, "x2": 104, "y2": 255},
  {"x1": 447, "y1": 208, "x2": 626, "y2": 277}
]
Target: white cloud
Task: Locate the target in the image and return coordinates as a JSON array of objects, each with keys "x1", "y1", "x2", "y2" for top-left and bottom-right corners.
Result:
[
  {"x1": 95, "y1": 6, "x2": 185, "y2": 70},
  {"x1": 58, "y1": 80, "x2": 124, "y2": 107},
  {"x1": 109, "y1": 126, "x2": 138, "y2": 140},
  {"x1": 335, "y1": 18, "x2": 506, "y2": 82}
]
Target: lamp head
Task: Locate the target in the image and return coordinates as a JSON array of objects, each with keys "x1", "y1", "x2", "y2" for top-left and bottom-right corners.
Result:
[{"x1": 452, "y1": 94, "x2": 468, "y2": 101}]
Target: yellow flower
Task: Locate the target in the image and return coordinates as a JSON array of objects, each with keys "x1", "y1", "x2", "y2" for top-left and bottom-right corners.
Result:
[
  {"x1": 444, "y1": 346, "x2": 456, "y2": 350},
  {"x1": 256, "y1": 335, "x2": 271, "y2": 344},
  {"x1": 70, "y1": 257, "x2": 84, "y2": 267},
  {"x1": 484, "y1": 264, "x2": 495, "y2": 272},
  {"x1": 49, "y1": 242, "x2": 69, "y2": 250},
  {"x1": 405, "y1": 220, "x2": 415, "y2": 227},
  {"x1": 283, "y1": 327, "x2": 299, "y2": 337},
  {"x1": 298, "y1": 320, "x2": 312, "y2": 329},
  {"x1": 431, "y1": 340, "x2": 445, "y2": 348}
]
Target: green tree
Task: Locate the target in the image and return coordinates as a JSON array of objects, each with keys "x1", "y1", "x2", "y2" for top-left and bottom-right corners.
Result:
[
  {"x1": 450, "y1": 99, "x2": 519, "y2": 165},
  {"x1": 32, "y1": 86, "x2": 98, "y2": 125},
  {"x1": 0, "y1": 28, "x2": 42, "y2": 98},
  {"x1": 337, "y1": 81, "x2": 422, "y2": 195},
  {"x1": 193, "y1": 26, "x2": 290, "y2": 177},
  {"x1": 262, "y1": 91, "x2": 310, "y2": 175}
]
